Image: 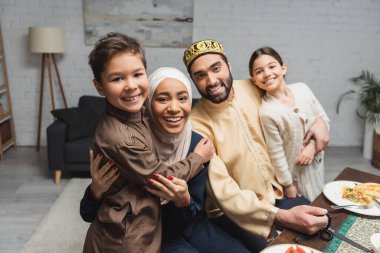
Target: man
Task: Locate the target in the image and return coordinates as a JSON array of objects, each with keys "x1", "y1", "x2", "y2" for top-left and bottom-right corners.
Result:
[{"x1": 183, "y1": 39, "x2": 329, "y2": 251}]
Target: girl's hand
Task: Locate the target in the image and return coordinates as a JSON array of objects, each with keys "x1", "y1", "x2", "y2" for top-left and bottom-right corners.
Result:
[
  {"x1": 296, "y1": 141, "x2": 316, "y2": 166},
  {"x1": 89, "y1": 149, "x2": 119, "y2": 200},
  {"x1": 144, "y1": 174, "x2": 191, "y2": 208},
  {"x1": 284, "y1": 184, "x2": 300, "y2": 198},
  {"x1": 194, "y1": 138, "x2": 215, "y2": 163}
]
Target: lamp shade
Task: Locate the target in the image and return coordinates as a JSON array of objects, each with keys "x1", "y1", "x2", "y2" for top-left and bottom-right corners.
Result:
[{"x1": 29, "y1": 27, "x2": 66, "y2": 53}]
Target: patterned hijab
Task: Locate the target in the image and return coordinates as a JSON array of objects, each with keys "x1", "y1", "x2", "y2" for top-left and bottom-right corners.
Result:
[{"x1": 148, "y1": 67, "x2": 193, "y2": 164}]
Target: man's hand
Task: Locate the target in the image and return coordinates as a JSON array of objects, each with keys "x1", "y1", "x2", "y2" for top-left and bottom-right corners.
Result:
[
  {"x1": 89, "y1": 149, "x2": 119, "y2": 201},
  {"x1": 275, "y1": 205, "x2": 328, "y2": 235},
  {"x1": 283, "y1": 184, "x2": 300, "y2": 198},
  {"x1": 304, "y1": 117, "x2": 329, "y2": 153}
]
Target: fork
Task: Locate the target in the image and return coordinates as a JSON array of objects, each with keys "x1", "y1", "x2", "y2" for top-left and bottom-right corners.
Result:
[
  {"x1": 330, "y1": 203, "x2": 374, "y2": 209},
  {"x1": 371, "y1": 196, "x2": 380, "y2": 208}
]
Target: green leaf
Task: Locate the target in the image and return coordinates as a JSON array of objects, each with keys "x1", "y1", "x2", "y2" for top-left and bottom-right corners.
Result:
[{"x1": 351, "y1": 70, "x2": 380, "y2": 126}]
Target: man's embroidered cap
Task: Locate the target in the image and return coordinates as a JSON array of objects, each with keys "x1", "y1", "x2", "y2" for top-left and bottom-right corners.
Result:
[{"x1": 183, "y1": 39, "x2": 224, "y2": 68}]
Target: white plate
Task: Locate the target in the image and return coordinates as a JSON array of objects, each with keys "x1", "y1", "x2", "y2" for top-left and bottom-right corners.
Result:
[
  {"x1": 261, "y1": 244, "x2": 321, "y2": 253},
  {"x1": 323, "y1": 180, "x2": 380, "y2": 216}
]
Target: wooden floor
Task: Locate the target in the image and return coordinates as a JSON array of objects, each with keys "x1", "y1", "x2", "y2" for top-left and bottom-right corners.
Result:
[{"x1": 0, "y1": 146, "x2": 379, "y2": 253}]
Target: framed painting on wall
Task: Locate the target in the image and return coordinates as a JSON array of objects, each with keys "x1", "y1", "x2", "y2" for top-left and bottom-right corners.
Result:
[{"x1": 83, "y1": 0, "x2": 194, "y2": 48}]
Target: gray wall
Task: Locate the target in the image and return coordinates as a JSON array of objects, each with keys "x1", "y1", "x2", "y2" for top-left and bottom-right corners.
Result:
[{"x1": 1, "y1": 0, "x2": 380, "y2": 146}]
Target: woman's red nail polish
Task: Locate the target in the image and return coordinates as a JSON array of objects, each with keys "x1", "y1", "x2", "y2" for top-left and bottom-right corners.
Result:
[
  {"x1": 167, "y1": 175, "x2": 173, "y2": 180},
  {"x1": 108, "y1": 160, "x2": 114, "y2": 165},
  {"x1": 153, "y1": 173, "x2": 159, "y2": 179},
  {"x1": 147, "y1": 179, "x2": 153, "y2": 184}
]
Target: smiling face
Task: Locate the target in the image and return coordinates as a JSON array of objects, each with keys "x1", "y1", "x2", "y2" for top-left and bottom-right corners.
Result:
[
  {"x1": 251, "y1": 54, "x2": 287, "y2": 95},
  {"x1": 150, "y1": 78, "x2": 191, "y2": 136},
  {"x1": 94, "y1": 51, "x2": 149, "y2": 113},
  {"x1": 190, "y1": 54, "x2": 233, "y2": 104}
]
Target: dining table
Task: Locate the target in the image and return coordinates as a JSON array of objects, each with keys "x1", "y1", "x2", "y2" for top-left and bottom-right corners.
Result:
[{"x1": 267, "y1": 167, "x2": 380, "y2": 253}]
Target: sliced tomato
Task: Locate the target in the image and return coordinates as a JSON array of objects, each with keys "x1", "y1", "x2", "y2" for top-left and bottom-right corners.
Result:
[{"x1": 285, "y1": 244, "x2": 307, "y2": 253}]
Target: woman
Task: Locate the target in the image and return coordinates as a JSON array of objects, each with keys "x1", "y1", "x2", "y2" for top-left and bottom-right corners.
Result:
[{"x1": 80, "y1": 67, "x2": 249, "y2": 253}]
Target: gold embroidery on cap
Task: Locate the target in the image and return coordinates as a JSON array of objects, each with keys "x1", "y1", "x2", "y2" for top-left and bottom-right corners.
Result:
[{"x1": 183, "y1": 39, "x2": 224, "y2": 67}]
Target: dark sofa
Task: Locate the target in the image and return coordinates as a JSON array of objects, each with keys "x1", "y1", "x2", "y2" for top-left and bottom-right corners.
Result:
[
  {"x1": 47, "y1": 95, "x2": 199, "y2": 184},
  {"x1": 47, "y1": 95, "x2": 106, "y2": 184}
]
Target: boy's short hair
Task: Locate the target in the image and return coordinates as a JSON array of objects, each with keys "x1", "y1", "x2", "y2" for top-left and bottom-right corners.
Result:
[{"x1": 88, "y1": 32, "x2": 146, "y2": 82}]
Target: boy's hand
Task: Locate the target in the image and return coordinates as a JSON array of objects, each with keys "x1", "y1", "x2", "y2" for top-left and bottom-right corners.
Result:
[
  {"x1": 297, "y1": 141, "x2": 316, "y2": 166},
  {"x1": 89, "y1": 149, "x2": 119, "y2": 200},
  {"x1": 283, "y1": 184, "x2": 299, "y2": 198},
  {"x1": 144, "y1": 174, "x2": 191, "y2": 208},
  {"x1": 194, "y1": 138, "x2": 215, "y2": 163}
]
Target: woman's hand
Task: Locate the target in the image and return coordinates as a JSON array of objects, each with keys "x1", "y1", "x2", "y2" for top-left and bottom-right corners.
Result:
[
  {"x1": 89, "y1": 149, "x2": 119, "y2": 201},
  {"x1": 194, "y1": 138, "x2": 215, "y2": 163},
  {"x1": 283, "y1": 184, "x2": 300, "y2": 198},
  {"x1": 144, "y1": 174, "x2": 191, "y2": 208},
  {"x1": 296, "y1": 140, "x2": 316, "y2": 166}
]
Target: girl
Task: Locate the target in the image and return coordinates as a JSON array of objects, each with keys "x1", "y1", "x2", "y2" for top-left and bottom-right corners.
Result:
[{"x1": 248, "y1": 47, "x2": 329, "y2": 201}]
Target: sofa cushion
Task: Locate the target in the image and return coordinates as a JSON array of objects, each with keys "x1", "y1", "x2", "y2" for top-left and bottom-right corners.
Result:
[
  {"x1": 64, "y1": 137, "x2": 93, "y2": 164},
  {"x1": 78, "y1": 95, "x2": 106, "y2": 122},
  {"x1": 51, "y1": 106, "x2": 97, "y2": 140}
]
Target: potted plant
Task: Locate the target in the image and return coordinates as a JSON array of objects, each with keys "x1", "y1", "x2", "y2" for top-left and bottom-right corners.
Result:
[{"x1": 336, "y1": 70, "x2": 380, "y2": 168}]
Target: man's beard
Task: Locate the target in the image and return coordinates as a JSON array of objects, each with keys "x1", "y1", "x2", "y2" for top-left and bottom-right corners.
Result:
[{"x1": 198, "y1": 73, "x2": 233, "y2": 104}]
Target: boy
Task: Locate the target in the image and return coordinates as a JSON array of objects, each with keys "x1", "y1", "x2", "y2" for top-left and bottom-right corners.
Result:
[{"x1": 83, "y1": 33, "x2": 213, "y2": 253}]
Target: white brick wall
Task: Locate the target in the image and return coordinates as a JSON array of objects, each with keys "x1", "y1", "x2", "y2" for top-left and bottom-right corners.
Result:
[{"x1": 1, "y1": 0, "x2": 380, "y2": 146}]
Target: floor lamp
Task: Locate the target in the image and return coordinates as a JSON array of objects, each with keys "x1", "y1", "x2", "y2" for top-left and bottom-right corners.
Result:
[{"x1": 29, "y1": 27, "x2": 68, "y2": 151}]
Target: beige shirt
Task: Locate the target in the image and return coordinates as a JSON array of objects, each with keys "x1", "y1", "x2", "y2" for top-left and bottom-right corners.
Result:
[{"x1": 190, "y1": 79, "x2": 282, "y2": 239}]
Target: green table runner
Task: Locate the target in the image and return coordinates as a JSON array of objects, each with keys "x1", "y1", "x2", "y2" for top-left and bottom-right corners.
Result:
[{"x1": 324, "y1": 214, "x2": 380, "y2": 253}]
